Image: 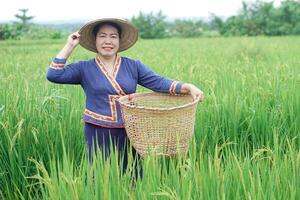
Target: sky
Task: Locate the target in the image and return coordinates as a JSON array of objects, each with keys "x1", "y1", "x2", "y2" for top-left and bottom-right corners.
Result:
[{"x1": 0, "y1": 0, "x2": 283, "y2": 23}]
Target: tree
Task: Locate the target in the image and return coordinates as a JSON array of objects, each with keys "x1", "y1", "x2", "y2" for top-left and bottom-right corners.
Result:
[
  {"x1": 0, "y1": 23, "x2": 23, "y2": 40},
  {"x1": 208, "y1": 13, "x2": 224, "y2": 31},
  {"x1": 14, "y1": 9, "x2": 34, "y2": 30},
  {"x1": 221, "y1": 16, "x2": 245, "y2": 36},
  {"x1": 219, "y1": 0, "x2": 300, "y2": 36},
  {"x1": 277, "y1": 0, "x2": 300, "y2": 35},
  {"x1": 172, "y1": 19, "x2": 204, "y2": 37},
  {"x1": 131, "y1": 11, "x2": 167, "y2": 39}
]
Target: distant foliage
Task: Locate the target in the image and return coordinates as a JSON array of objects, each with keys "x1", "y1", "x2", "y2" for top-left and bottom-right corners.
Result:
[
  {"x1": 0, "y1": 23, "x2": 66, "y2": 40},
  {"x1": 0, "y1": 8, "x2": 65, "y2": 40},
  {"x1": 130, "y1": 0, "x2": 300, "y2": 38},
  {"x1": 0, "y1": 23, "x2": 23, "y2": 40},
  {"x1": 23, "y1": 25, "x2": 66, "y2": 39},
  {"x1": 220, "y1": 0, "x2": 300, "y2": 36},
  {"x1": 131, "y1": 11, "x2": 167, "y2": 39},
  {"x1": 170, "y1": 19, "x2": 204, "y2": 37}
]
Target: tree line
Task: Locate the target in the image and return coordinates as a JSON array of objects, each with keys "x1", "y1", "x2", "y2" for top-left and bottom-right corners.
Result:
[
  {"x1": 133, "y1": 0, "x2": 300, "y2": 38},
  {"x1": 1, "y1": 0, "x2": 300, "y2": 40},
  {"x1": 0, "y1": 9, "x2": 64, "y2": 40}
]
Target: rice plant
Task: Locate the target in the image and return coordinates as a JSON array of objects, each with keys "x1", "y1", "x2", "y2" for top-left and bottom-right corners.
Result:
[{"x1": 0, "y1": 37, "x2": 299, "y2": 199}]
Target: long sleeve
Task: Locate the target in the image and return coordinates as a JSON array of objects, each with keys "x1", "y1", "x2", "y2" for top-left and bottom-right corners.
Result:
[
  {"x1": 136, "y1": 60, "x2": 182, "y2": 94},
  {"x1": 46, "y1": 57, "x2": 82, "y2": 84}
]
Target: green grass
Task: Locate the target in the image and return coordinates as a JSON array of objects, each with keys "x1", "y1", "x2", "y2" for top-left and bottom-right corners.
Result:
[{"x1": 0, "y1": 37, "x2": 299, "y2": 199}]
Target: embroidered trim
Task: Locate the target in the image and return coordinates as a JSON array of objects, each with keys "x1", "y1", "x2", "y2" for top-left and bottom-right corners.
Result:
[
  {"x1": 112, "y1": 56, "x2": 121, "y2": 78},
  {"x1": 95, "y1": 55, "x2": 125, "y2": 96},
  {"x1": 169, "y1": 81, "x2": 178, "y2": 95},
  {"x1": 49, "y1": 62, "x2": 65, "y2": 70},
  {"x1": 83, "y1": 120, "x2": 125, "y2": 128},
  {"x1": 84, "y1": 95, "x2": 119, "y2": 122}
]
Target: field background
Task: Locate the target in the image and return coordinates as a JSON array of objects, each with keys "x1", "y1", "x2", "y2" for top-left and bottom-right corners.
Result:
[{"x1": 0, "y1": 37, "x2": 299, "y2": 199}]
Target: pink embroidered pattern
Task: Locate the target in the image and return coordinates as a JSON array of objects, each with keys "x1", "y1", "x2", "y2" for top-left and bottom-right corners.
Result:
[
  {"x1": 84, "y1": 95, "x2": 120, "y2": 122},
  {"x1": 49, "y1": 62, "x2": 65, "y2": 70},
  {"x1": 95, "y1": 55, "x2": 126, "y2": 96},
  {"x1": 169, "y1": 81, "x2": 178, "y2": 95}
]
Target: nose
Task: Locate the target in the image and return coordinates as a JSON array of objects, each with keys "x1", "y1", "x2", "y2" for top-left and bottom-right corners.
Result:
[
  {"x1": 104, "y1": 40, "x2": 111, "y2": 45},
  {"x1": 104, "y1": 37, "x2": 113, "y2": 44}
]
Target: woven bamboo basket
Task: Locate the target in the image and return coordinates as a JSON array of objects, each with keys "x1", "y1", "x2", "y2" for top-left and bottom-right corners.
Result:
[{"x1": 118, "y1": 92, "x2": 199, "y2": 157}]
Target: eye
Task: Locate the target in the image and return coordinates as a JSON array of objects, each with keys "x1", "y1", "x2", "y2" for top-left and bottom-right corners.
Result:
[
  {"x1": 111, "y1": 35, "x2": 118, "y2": 39},
  {"x1": 97, "y1": 34, "x2": 106, "y2": 38}
]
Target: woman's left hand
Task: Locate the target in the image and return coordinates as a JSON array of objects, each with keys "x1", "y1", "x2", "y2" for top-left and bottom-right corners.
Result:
[{"x1": 181, "y1": 83, "x2": 204, "y2": 102}]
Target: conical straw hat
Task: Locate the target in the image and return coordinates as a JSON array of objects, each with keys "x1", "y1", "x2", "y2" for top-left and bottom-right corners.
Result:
[{"x1": 79, "y1": 18, "x2": 138, "y2": 52}]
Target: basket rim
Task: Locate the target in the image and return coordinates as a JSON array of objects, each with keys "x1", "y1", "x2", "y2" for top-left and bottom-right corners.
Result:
[{"x1": 118, "y1": 92, "x2": 200, "y2": 111}]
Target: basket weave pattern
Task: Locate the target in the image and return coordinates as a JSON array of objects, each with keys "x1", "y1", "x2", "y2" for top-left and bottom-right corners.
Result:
[{"x1": 119, "y1": 92, "x2": 199, "y2": 157}]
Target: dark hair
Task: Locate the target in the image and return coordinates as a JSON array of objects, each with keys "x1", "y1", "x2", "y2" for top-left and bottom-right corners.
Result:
[{"x1": 93, "y1": 22, "x2": 122, "y2": 38}]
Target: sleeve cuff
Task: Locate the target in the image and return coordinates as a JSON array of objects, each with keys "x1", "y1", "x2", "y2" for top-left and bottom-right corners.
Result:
[
  {"x1": 53, "y1": 57, "x2": 67, "y2": 64},
  {"x1": 175, "y1": 82, "x2": 183, "y2": 94},
  {"x1": 49, "y1": 57, "x2": 67, "y2": 69},
  {"x1": 169, "y1": 81, "x2": 183, "y2": 95}
]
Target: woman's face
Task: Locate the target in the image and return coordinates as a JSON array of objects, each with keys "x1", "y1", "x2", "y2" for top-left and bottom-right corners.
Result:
[{"x1": 95, "y1": 24, "x2": 120, "y2": 58}]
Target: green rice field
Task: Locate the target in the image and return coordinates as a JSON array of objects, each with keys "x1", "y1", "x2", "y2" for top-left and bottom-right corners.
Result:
[{"x1": 0, "y1": 37, "x2": 299, "y2": 199}]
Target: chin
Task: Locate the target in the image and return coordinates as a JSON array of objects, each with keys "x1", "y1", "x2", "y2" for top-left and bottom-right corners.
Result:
[
  {"x1": 99, "y1": 50, "x2": 117, "y2": 56},
  {"x1": 107, "y1": 53, "x2": 117, "y2": 57}
]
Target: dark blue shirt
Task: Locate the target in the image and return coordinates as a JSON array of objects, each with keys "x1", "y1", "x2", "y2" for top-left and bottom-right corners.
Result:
[{"x1": 47, "y1": 55, "x2": 183, "y2": 128}]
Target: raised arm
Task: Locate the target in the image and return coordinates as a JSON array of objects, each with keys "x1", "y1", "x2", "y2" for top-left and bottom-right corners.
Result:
[
  {"x1": 46, "y1": 32, "x2": 83, "y2": 84},
  {"x1": 56, "y1": 32, "x2": 80, "y2": 59}
]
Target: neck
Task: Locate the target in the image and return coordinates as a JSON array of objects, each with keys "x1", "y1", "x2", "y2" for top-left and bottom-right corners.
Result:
[{"x1": 97, "y1": 54, "x2": 116, "y2": 64}]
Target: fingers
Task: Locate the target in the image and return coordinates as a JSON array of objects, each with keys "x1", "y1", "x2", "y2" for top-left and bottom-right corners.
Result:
[
  {"x1": 71, "y1": 35, "x2": 78, "y2": 39},
  {"x1": 196, "y1": 93, "x2": 204, "y2": 102},
  {"x1": 70, "y1": 32, "x2": 80, "y2": 40},
  {"x1": 192, "y1": 90, "x2": 204, "y2": 102}
]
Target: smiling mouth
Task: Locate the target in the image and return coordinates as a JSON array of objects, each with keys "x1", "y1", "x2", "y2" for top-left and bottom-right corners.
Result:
[{"x1": 103, "y1": 47, "x2": 113, "y2": 51}]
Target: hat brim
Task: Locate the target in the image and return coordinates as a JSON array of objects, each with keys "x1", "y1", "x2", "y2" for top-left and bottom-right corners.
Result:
[{"x1": 79, "y1": 18, "x2": 138, "y2": 53}]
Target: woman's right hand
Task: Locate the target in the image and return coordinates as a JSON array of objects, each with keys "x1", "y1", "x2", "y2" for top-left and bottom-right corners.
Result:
[
  {"x1": 55, "y1": 32, "x2": 81, "y2": 59},
  {"x1": 66, "y1": 31, "x2": 80, "y2": 47}
]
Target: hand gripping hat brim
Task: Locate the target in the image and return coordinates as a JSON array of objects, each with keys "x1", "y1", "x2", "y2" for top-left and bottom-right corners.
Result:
[{"x1": 79, "y1": 18, "x2": 138, "y2": 53}]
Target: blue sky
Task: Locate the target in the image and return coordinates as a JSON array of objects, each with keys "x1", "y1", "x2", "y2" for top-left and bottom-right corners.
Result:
[{"x1": 0, "y1": 0, "x2": 282, "y2": 23}]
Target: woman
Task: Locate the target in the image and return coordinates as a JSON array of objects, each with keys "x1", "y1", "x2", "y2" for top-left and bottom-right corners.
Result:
[{"x1": 46, "y1": 18, "x2": 204, "y2": 176}]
